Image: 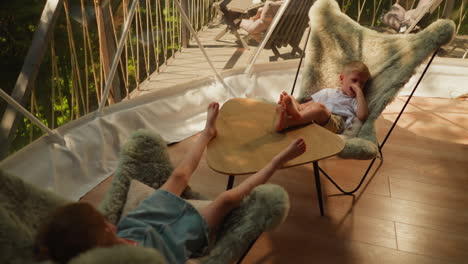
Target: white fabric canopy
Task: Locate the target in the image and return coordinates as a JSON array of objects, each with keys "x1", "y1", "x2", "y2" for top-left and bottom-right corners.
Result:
[{"x1": 400, "y1": 57, "x2": 468, "y2": 98}]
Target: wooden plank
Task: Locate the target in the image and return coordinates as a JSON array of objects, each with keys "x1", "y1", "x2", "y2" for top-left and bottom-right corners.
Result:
[
  {"x1": 330, "y1": 192, "x2": 468, "y2": 236},
  {"x1": 246, "y1": 225, "x2": 449, "y2": 264},
  {"x1": 180, "y1": 0, "x2": 190, "y2": 48},
  {"x1": 390, "y1": 177, "x2": 468, "y2": 210},
  {"x1": 392, "y1": 198, "x2": 468, "y2": 235},
  {"x1": 318, "y1": 157, "x2": 391, "y2": 197},
  {"x1": 95, "y1": 0, "x2": 122, "y2": 104},
  {"x1": 396, "y1": 222, "x2": 468, "y2": 262},
  {"x1": 381, "y1": 157, "x2": 468, "y2": 190},
  {"x1": 0, "y1": 0, "x2": 64, "y2": 159},
  {"x1": 327, "y1": 210, "x2": 397, "y2": 249}
]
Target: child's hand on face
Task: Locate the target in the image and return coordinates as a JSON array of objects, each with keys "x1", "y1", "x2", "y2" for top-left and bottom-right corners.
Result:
[{"x1": 349, "y1": 84, "x2": 363, "y2": 97}]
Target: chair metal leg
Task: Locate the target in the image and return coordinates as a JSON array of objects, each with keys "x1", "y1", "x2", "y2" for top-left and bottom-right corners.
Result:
[
  {"x1": 290, "y1": 27, "x2": 310, "y2": 96},
  {"x1": 318, "y1": 157, "x2": 383, "y2": 195},
  {"x1": 380, "y1": 49, "x2": 439, "y2": 150},
  {"x1": 271, "y1": 46, "x2": 281, "y2": 58},
  {"x1": 313, "y1": 161, "x2": 325, "y2": 216},
  {"x1": 215, "y1": 26, "x2": 229, "y2": 40},
  {"x1": 226, "y1": 175, "x2": 235, "y2": 190}
]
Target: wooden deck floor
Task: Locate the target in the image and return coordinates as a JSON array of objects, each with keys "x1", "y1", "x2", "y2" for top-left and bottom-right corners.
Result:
[
  {"x1": 81, "y1": 20, "x2": 468, "y2": 264},
  {"x1": 129, "y1": 19, "x2": 307, "y2": 98}
]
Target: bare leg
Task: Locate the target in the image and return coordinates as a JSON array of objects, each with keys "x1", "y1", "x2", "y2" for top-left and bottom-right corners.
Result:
[
  {"x1": 160, "y1": 102, "x2": 219, "y2": 196},
  {"x1": 298, "y1": 101, "x2": 331, "y2": 126},
  {"x1": 277, "y1": 91, "x2": 288, "y2": 104},
  {"x1": 282, "y1": 94, "x2": 302, "y2": 119},
  {"x1": 274, "y1": 105, "x2": 289, "y2": 132},
  {"x1": 275, "y1": 101, "x2": 331, "y2": 132},
  {"x1": 200, "y1": 138, "x2": 306, "y2": 230}
]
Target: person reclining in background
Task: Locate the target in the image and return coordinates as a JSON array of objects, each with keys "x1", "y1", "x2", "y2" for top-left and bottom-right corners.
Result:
[
  {"x1": 275, "y1": 61, "x2": 370, "y2": 134},
  {"x1": 36, "y1": 102, "x2": 307, "y2": 264},
  {"x1": 239, "y1": 0, "x2": 284, "y2": 37},
  {"x1": 382, "y1": 0, "x2": 442, "y2": 33}
]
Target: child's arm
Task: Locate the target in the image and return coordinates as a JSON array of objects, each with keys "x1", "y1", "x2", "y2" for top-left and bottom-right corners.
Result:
[{"x1": 351, "y1": 84, "x2": 368, "y2": 121}]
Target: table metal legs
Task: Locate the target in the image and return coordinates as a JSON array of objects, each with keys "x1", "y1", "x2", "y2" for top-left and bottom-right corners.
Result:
[
  {"x1": 224, "y1": 163, "x2": 325, "y2": 216},
  {"x1": 226, "y1": 175, "x2": 235, "y2": 190},
  {"x1": 313, "y1": 161, "x2": 325, "y2": 216}
]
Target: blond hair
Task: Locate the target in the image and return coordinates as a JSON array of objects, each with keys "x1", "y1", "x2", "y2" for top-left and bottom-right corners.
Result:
[{"x1": 343, "y1": 61, "x2": 371, "y2": 80}]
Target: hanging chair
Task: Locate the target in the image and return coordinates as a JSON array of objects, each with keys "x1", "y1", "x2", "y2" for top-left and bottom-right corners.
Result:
[
  {"x1": 0, "y1": 130, "x2": 290, "y2": 264},
  {"x1": 294, "y1": 0, "x2": 454, "y2": 211}
]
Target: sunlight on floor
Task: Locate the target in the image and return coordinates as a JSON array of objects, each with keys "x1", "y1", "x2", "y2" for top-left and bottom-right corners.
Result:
[{"x1": 382, "y1": 97, "x2": 468, "y2": 144}]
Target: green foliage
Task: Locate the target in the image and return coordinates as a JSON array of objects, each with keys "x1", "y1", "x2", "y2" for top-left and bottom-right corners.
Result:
[
  {"x1": 342, "y1": 0, "x2": 352, "y2": 13},
  {"x1": 54, "y1": 96, "x2": 71, "y2": 126},
  {"x1": 0, "y1": 0, "x2": 43, "y2": 92}
]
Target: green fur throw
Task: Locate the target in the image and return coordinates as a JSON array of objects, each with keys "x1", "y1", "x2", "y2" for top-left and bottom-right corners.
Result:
[
  {"x1": 0, "y1": 170, "x2": 67, "y2": 264},
  {"x1": 197, "y1": 184, "x2": 289, "y2": 264},
  {"x1": 1, "y1": 129, "x2": 290, "y2": 264},
  {"x1": 299, "y1": 0, "x2": 455, "y2": 159},
  {"x1": 99, "y1": 130, "x2": 177, "y2": 224}
]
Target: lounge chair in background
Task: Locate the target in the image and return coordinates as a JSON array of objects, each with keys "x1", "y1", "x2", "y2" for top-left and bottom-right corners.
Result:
[
  {"x1": 382, "y1": 0, "x2": 444, "y2": 33},
  {"x1": 239, "y1": 0, "x2": 284, "y2": 42},
  {"x1": 262, "y1": 0, "x2": 314, "y2": 58}
]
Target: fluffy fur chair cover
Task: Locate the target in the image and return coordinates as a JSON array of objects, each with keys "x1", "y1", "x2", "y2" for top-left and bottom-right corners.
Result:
[
  {"x1": 0, "y1": 169, "x2": 67, "y2": 264},
  {"x1": 298, "y1": 0, "x2": 455, "y2": 159},
  {"x1": 0, "y1": 130, "x2": 289, "y2": 264}
]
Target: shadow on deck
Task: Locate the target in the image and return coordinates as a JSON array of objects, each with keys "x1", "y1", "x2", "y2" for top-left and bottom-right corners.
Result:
[{"x1": 129, "y1": 20, "x2": 307, "y2": 98}]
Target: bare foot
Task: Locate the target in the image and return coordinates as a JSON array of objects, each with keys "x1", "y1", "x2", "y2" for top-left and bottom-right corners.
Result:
[
  {"x1": 282, "y1": 95, "x2": 301, "y2": 119},
  {"x1": 275, "y1": 105, "x2": 288, "y2": 132},
  {"x1": 203, "y1": 102, "x2": 219, "y2": 139},
  {"x1": 277, "y1": 91, "x2": 288, "y2": 104},
  {"x1": 274, "y1": 138, "x2": 307, "y2": 165}
]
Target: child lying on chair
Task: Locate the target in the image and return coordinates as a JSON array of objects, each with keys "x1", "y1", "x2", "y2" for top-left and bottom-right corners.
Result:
[
  {"x1": 275, "y1": 61, "x2": 370, "y2": 134},
  {"x1": 36, "y1": 102, "x2": 306, "y2": 264}
]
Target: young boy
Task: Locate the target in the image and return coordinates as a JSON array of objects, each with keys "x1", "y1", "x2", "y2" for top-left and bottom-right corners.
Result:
[
  {"x1": 36, "y1": 102, "x2": 307, "y2": 264},
  {"x1": 275, "y1": 61, "x2": 370, "y2": 134}
]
